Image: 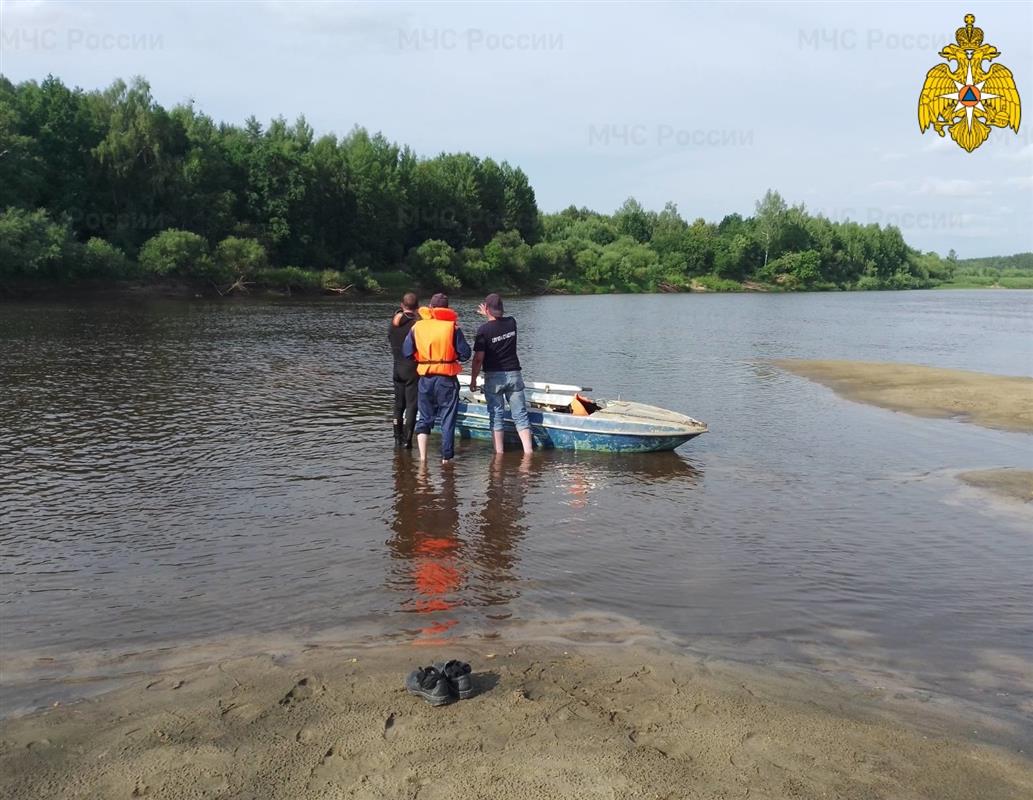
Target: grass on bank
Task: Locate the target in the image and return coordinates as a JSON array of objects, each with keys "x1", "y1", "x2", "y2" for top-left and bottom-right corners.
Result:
[{"x1": 935, "y1": 275, "x2": 1033, "y2": 289}]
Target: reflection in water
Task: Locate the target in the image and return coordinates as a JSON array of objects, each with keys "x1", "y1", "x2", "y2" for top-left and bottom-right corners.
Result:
[
  {"x1": 384, "y1": 450, "x2": 691, "y2": 645},
  {"x1": 469, "y1": 455, "x2": 532, "y2": 607},
  {"x1": 386, "y1": 453, "x2": 532, "y2": 644},
  {"x1": 549, "y1": 451, "x2": 703, "y2": 509},
  {"x1": 388, "y1": 455, "x2": 463, "y2": 645}
]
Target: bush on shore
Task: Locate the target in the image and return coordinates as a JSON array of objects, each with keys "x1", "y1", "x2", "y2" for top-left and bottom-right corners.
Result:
[
  {"x1": 138, "y1": 229, "x2": 214, "y2": 281},
  {"x1": 0, "y1": 208, "x2": 77, "y2": 278}
]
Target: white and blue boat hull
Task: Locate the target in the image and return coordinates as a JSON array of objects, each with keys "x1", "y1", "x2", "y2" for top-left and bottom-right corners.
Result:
[{"x1": 455, "y1": 396, "x2": 706, "y2": 453}]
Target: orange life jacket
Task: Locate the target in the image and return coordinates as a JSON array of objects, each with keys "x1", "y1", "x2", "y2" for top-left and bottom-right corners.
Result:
[
  {"x1": 412, "y1": 308, "x2": 462, "y2": 377},
  {"x1": 570, "y1": 393, "x2": 598, "y2": 416}
]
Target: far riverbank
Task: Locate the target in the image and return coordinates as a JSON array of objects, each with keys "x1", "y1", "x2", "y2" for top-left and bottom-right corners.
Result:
[{"x1": 4, "y1": 276, "x2": 1033, "y2": 302}]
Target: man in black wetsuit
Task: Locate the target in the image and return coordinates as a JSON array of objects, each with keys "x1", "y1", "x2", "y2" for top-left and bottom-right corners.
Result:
[{"x1": 388, "y1": 292, "x2": 420, "y2": 448}]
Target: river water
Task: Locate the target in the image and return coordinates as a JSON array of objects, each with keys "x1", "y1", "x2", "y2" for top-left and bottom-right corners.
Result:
[{"x1": 1, "y1": 290, "x2": 1031, "y2": 731}]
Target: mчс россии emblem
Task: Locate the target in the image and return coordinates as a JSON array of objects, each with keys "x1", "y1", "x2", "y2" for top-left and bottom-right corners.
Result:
[{"x1": 918, "y1": 14, "x2": 1021, "y2": 152}]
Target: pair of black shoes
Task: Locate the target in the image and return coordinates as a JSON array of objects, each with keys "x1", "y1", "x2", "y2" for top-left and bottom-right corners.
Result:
[{"x1": 405, "y1": 660, "x2": 473, "y2": 706}]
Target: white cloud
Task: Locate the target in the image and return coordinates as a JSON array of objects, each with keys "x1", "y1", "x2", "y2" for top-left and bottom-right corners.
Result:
[
  {"x1": 920, "y1": 135, "x2": 954, "y2": 153},
  {"x1": 914, "y1": 179, "x2": 993, "y2": 198},
  {"x1": 994, "y1": 142, "x2": 1033, "y2": 162},
  {"x1": 260, "y1": 0, "x2": 408, "y2": 38},
  {"x1": 3, "y1": 0, "x2": 86, "y2": 25},
  {"x1": 1004, "y1": 175, "x2": 1033, "y2": 189}
]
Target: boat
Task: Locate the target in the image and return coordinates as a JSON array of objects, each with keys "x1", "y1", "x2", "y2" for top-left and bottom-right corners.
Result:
[{"x1": 454, "y1": 376, "x2": 707, "y2": 453}]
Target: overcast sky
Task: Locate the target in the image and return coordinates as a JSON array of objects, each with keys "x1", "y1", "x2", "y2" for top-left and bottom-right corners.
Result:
[{"x1": 2, "y1": 0, "x2": 1031, "y2": 257}]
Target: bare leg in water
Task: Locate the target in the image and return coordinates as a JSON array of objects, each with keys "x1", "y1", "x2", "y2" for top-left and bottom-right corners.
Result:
[
  {"x1": 492, "y1": 429, "x2": 533, "y2": 454},
  {"x1": 417, "y1": 433, "x2": 429, "y2": 462}
]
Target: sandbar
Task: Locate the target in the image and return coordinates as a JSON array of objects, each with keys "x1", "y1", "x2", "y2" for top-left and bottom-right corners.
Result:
[
  {"x1": 775, "y1": 359, "x2": 1033, "y2": 433},
  {"x1": 958, "y1": 469, "x2": 1033, "y2": 504}
]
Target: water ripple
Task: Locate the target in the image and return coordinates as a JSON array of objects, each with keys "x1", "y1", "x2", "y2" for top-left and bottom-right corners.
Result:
[{"x1": 1, "y1": 293, "x2": 1031, "y2": 724}]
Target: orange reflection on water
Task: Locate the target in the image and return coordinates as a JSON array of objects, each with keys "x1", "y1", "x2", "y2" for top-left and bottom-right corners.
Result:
[
  {"x1": 388, "y1": 459, "x2": 464, "y2": 644},
  {"x1": 565, "y1": 472, "x2": 592, "y2": 508},
  {"x1": 388, "y1": 452, "x2": 532, "y2": 645},
  {"x1": 412, "y1": 535, "x2": 462, "y2": 614}
]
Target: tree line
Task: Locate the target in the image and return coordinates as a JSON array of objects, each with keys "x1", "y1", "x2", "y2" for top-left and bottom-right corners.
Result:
[
  {"x1": 943, "y1": 251, "x2": 1033, "y2": 289},
  {"x1": 0, "y1": 74, "x2": 998, "y2": 295}
]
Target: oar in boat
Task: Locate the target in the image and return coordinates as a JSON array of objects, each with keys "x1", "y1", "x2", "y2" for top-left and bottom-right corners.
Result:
[{"x1": 456, "y1": 374, "x2": 592, "y2": 394}]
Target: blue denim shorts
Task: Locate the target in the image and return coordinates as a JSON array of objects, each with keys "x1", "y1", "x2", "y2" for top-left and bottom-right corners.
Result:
[{"x1": 484, "y1": 370, "x2": 530, "y2": 432}]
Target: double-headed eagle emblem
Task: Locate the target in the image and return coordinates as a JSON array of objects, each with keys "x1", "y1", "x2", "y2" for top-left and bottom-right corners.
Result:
[{"x1": 918, "y1": 14, "x2": 1021, "y2": 152}]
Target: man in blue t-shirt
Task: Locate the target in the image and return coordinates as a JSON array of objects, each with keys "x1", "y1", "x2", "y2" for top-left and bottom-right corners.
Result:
[{"x1": 468, "y1": 293, "x2": 533, "y2": 454}]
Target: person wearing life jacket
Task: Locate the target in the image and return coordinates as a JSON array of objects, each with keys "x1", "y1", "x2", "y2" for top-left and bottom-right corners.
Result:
[
  {"x1": 388, "y1": 292, "x2": 421, "y2": 448},
  {"x1": 402, "y1": 293, "x2": 471, "y2": 464}
]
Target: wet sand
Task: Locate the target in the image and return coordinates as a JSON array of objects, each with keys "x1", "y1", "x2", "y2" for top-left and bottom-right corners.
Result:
[
  {"x1": 959, "y1": 469, "x2": 1033, "y2": 504},
  {"x1": 2, "y1": 643, "x2": 1030, "y2": 800},
  {"x1": 774, "y1": 359, "x2": 1033, "y2": 433}
]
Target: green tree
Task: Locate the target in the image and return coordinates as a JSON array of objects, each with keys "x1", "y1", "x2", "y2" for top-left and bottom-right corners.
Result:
[
  {"x1": 484, "y1": 231, "x2": 531, "y2": 286},
  {"x1": 649, "y1": 202, "x2": 688, "y2": 259},
  {"x1": 78, "y1": 237, "x2": 131, "y2": 278},
  {"x1": 565, "y1": 215, "x2": 618, "y2": 246},
  {"x1": 588, "y1": 237, "x2": 660, "y2": 289},
  {"x1": 614, "y1": 197, "x2": 655, "y2": 243},
  {"x1": 761, "y1": 249, "x2": 822, "y2": 289},
  {"x1": 214, "y1": 236, "x2": 267, "y2": 280},
  {"x1": 138, "y1": 229, "x2": 212, "y2": 279},
  {"x1": 458, "y1": 246, "x2": 492, "y2": 288},
  {"x1": 0, "y1": 208, "x2": 75, "y2": 278},
  {"x1": 754, "y1": 189, "x2": 788, "y2": 270},
  {"x1": 528, "y1": 240, "x2": 567, "y2": 282},
  {"x1": 472, "y1": 157, "x2": 507, "y2": 244},
  {"x1": 501, "y1": 163, "x2": 539, "y2": 243},
  {"x1": 714, "y1": 233, "x2": 762, "y2": 280},
  {"x1": 681, "y1": 219, "x2": 717, "y2": 276},
  {"x1": 91, "y1": 77, "x2": 186, "y2": 251},
  {"x1": 406, "y1": 239, "x2": 460, "y2": 288}
]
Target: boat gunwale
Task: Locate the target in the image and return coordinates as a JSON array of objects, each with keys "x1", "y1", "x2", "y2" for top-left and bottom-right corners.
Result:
[{"x1": 456, "y1": 401, "x2": 707, "y2": 439}]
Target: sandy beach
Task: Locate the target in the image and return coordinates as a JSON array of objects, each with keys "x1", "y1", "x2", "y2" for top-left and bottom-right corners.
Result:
[
  {"x1": 959, "y1": 469, "x2": 1033, "y2": 504},
  {"x1": 774, "y1": 360, "x2": 1033, "y2": 434},
  {"x1": 2, "y1": 642, "x2": 1031, "y2": 800}
]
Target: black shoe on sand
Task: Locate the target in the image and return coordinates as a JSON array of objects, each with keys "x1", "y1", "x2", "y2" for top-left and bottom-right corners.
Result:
[
  {"x1": 435, "y1": 660, "x2": 474, "y2": 700},
  {"x1": 405, "y1": 666, "x2": 454, "y2": 706}
]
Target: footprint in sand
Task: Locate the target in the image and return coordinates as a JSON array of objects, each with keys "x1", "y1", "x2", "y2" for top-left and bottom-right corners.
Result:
[
  {"x1": 219, "y1": 701, "x2": 263, "y2": 724},
  {"x1": 382, "y1": 711, "x2": 416, "y2": 742},
  {"x1": 280, "y1": 677, "x2": 317, "y2": 707},
  {"x1": 308, "y1": 745, "x2": 352, "y2": 787}
]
